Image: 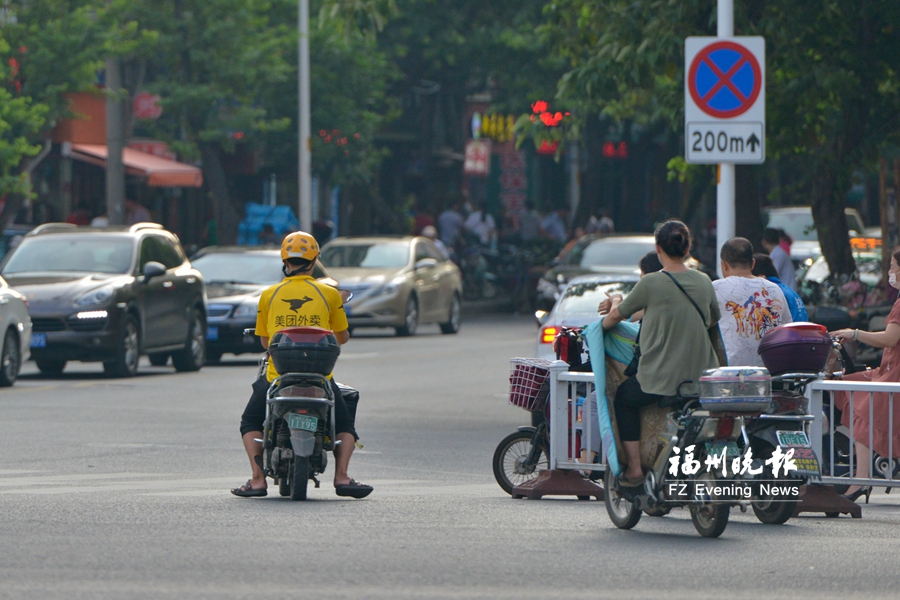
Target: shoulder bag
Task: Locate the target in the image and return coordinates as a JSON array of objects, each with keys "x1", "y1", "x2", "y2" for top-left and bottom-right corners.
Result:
[{"x1": 662, "y1": 271, "x2": 728, "y2": 367}]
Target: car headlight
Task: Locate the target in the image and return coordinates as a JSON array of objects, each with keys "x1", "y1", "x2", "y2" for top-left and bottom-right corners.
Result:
[
  {"x1": 74, "y1": 285, "x2": 115, "y2": 307},
  {"x1": 377, "y1": 277, "x2": 405, "y2": 296},
  {"x1": 233, "y1": 302, "x2": 258, "y2": 318}
]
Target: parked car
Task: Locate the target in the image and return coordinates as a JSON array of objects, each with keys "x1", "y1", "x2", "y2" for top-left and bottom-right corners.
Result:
[
  {"x1": 319, "y1": 236, "x2": 463, "y2": 336},
  {"x1": 0, "y1": 223, "x2": 207, "y2": 377},
  {"x1": 765, "y1": 206, "x2": 865, "y2": 267},
  {"x1": 189, "y1": 246, "x2": 338, "y2": 362},
  {"x1": 533, "y1": 274, "x2": 638, "y2": 360},
  {"x1": 0, "y1": 275, "x2": 32, "y2": 386},
  {"x1": 536, "y1": 234, "x2": 701, "y2": 310}
]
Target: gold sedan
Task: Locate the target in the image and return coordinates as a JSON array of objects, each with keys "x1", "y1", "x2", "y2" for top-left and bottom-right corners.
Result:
[{"x1": 319, "y1": 236, "x2": 463, "y2": 336}]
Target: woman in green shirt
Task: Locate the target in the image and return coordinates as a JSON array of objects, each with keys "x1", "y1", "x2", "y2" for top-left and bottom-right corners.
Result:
[{"x1": 599, "y1": 220, "x2": 721, "y2": 486}]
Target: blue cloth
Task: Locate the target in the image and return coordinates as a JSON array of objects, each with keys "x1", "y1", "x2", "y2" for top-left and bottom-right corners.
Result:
[
  {"x1": 769, "y1": 276, "x2": 808, "y2": 321},
  {"x1": 584, "y1": 318, "x2": 640, "y2": 477}
]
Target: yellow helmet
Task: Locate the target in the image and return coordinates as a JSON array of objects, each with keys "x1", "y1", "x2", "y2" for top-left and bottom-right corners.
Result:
[{"x1": 281, "y1": 231, "x2": 319, "y2": 261}]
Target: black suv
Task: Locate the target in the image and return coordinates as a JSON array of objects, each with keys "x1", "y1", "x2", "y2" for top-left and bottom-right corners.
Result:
[{"x1": 0, "y1": 223, "x2": 207, "y2": 377}]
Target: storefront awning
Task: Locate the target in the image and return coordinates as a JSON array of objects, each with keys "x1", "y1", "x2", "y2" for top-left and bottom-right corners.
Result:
[{"x1": 69, "y1": 144, "x2": 203, "y2": 188}]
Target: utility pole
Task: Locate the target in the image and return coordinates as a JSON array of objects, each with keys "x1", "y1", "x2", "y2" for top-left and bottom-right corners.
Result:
[
  {"x1": 298, "y1": 0, "x2": 312, "y2": 232},
  {"x1": 105, "y1": 57, "x2": 126, "y2": 225},
  {"x1": 715, "y1": 0, "x2": 734, "y2": 277}
]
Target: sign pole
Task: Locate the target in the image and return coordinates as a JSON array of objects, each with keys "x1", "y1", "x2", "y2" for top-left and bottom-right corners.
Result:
[
  {"x1": 298, "y1": 0, "x2": 312, "y2": 233},
  {"x1": 716, "y1": 0, "x2": 734, "y2": 277}
]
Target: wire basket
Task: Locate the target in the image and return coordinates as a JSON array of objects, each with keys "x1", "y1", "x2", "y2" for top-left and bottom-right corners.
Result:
[{"x1": 509, "y1": 358, "x2": 554, "y2": 412}]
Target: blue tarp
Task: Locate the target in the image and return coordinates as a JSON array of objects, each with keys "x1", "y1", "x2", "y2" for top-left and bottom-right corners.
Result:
[
  {"x1": 584, "y1": 318, "x2": 640, "y2": 477},
  {"x1": 237, "y1": 203, "x2": 299, "y2": 246}
]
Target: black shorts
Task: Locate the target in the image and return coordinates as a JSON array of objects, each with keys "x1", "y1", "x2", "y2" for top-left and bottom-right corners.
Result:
[{"x1": 240, "y1": 375, "x2": 358, "y2": 440}]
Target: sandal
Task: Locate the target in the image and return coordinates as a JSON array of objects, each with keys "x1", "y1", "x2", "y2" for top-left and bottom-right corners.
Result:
[
  {"x1": 231, "y1": 480, "x2": 267, "y2": 497},
  {"x1": 335, "y1": 479, "x2": 373, "y2": 499}
]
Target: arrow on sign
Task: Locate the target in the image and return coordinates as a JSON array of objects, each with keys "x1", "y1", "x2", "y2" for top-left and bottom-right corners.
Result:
[{"x1": 746, "y1": 133, "x2": 760, "y2": 152}]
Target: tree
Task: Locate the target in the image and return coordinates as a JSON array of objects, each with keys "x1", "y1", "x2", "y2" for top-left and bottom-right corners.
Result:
[{"x1": 541, "y1": 0, "x2": 900, "y2": 275}]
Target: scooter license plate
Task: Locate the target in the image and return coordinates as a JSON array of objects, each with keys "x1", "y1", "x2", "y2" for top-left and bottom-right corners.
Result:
[
  {"x1": 705, "y1": 441, "x2": 740, "y2": 459},
  {"x1": 30, "y1": 333, "x2": 46, "y2": 348},
  {"x1": 776, "y1": 430, "x2": 820, "y2": 475},
  {"x1": 287, "y1": 413, "x2": 318, "y2": 433}
]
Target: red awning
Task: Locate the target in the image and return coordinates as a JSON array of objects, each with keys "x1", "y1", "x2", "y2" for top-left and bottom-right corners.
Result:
[{"x1": 70, "y1": 143, "x2": 203, "y2": 188}]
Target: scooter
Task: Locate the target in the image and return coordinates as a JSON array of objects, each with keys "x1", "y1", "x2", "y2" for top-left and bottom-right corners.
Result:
[{"x1": 604, "y1": 379, "x2": 767, "y2": 538}]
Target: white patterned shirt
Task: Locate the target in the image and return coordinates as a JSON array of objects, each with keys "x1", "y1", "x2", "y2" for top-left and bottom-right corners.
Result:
[{"x1": 713, "y1": 276, "x2": 792, "y2": 367}]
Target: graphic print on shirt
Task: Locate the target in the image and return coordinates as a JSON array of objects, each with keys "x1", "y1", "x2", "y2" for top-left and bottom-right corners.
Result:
[
  {"x1": 724, "y1": 287, "x2": 784, "y2": 340},
  {"x1": 282, "y1": 296, "x2": 314, "y2": 312}
]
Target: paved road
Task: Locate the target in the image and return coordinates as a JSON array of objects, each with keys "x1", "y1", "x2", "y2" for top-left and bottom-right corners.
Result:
[{"x1": 2, "y1": 314, "x2": 900, "y2": 599}]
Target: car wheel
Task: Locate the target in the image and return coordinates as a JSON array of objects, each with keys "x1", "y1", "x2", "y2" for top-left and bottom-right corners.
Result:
[
  {"x1": 104, "y1": 315, "x2": 140, "y2": 378},
  {"x1": 439, "y1": 294, "x2": 461, "y2": 334},
  {"x1": 148, "y1": 352, "x2": 169, "y2": 367},
  {"x1": 35, "y1": 358, "x2": 66, "y2": 375},
  {"x1": 172, "y1": 308, "x2": 205, "y2": 372},
  {"x1": 395, "y1": 296, "x2": 418, "y2": 337},
  {"x1": 0, "y1": 329, "x2": 21, "y2": 387}
]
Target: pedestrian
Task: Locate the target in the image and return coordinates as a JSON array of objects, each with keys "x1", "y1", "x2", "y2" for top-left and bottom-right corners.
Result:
[
  {"x1": 714, "y1": 238, "x2": 792, "y2": 367},
  {"x1": 517, "y1": 201, "x2": 542, "y2": 241},
  {"x1": 421, "y1": 225, "x2": 450, "y2": 259},
  {"x1": 437, "y1": 199, "x2": 465, "y2": 248},
  {"x1": 752, "y1": 253, "x2": 808, "y2": 321},
  {"x1": 66, "y1": 204, "x2": 91, "y2": 226},
  {"x1": 587, "y1": 209, "x2": 614, "y2": 235},
  {"x1": 463, "y1": 203, "x2": 497, "y2": 246},
  {"x1": 125, "y1": 199, "x2": 153, "y2": 225},
  {"x1": 540, "y1": 206, "x2": 569, "y2": 244},
  {"x1": 761, "y1": 227, "x2": 796, "y2": 291},
  {"x1": 90, "y1": 213, "x2": 109, "y2": 228},
  {"x1": 831, "y1": 247, "x2": 900, "y2": 503}
]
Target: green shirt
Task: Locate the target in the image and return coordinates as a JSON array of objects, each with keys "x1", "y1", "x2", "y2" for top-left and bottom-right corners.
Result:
[{"x1": 616, "y1": 269, "x2": 721, "y2": 396}]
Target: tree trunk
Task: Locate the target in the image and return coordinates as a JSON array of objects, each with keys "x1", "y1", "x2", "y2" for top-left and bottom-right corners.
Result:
[
  {"x1": 810, "y1": 163, "x2": 855, "y2": 276},
  {"x1": 735, "y1": 165, "x2": 764, "y2": 248},
  {"x1": 200, "y1": 143, "x2": 241, "y2": 245}
]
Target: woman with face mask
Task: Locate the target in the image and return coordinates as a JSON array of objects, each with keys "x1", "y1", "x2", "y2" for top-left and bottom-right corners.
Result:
[{"x1": 831, "y1": 248, "x2": 900, "y2": 503}]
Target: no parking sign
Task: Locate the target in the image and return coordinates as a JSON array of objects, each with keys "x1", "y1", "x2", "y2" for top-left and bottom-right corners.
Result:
[{"x1": 685, "y1": 37, "x2": 765, "y2": 164}]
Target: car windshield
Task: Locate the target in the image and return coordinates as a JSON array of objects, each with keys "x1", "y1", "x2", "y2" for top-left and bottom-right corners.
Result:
[
  {"x1": 192, "y1": 252, "x2": 284, "y2": 285},
  {"x1": 562, "y1": 239, "x2": 653, "y2": 268},
  {"x1": 320, "y1": 243, "x2": 409, "y2": 269},
  {"x1": 2, "y1": 235, "x2": 134, "y2": 274},
  {"x1": 767, "y1": 211, "x2": 818, "y2": 242},
  {"x1": 556, "y1": 280, "x2": 637, "y2": 315}
]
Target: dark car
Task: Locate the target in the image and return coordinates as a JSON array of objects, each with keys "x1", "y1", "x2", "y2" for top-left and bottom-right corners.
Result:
[
  {"x1": 0, "y1": 223, "x2": 207, "y2": 377},
  {"x1": 189, "y1": 246, "x2": 338, "y2": 362}
]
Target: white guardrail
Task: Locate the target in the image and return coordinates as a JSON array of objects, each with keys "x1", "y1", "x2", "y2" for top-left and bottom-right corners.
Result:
[
  {"x1": 806, "y1": 379, "x2": 900, "y2": 489},
  {"x1": 547, "y1": 362, "x2": 605, "y2": 473},
  {"x1": 548, "y1": 361, "x2": 900, "y2": 491}
]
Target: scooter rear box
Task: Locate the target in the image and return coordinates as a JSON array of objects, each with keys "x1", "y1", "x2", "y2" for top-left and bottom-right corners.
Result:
[
  {"x1": 757, "y1": 322, "x2": 831, "y2": 375},
  {"x1": 699, "y1": 367, "x2": 772, "y2": 412}
]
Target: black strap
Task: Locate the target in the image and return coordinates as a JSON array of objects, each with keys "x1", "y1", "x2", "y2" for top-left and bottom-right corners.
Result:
[{"x1": 661, "y1": 271, "x2": 708, "y2": 329}]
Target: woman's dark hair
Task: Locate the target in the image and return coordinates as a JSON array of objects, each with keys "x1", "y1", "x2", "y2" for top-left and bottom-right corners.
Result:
[
  {"x1": 654, "y1": 219, "x2": 692, "y2": 258},
  {"x1": 751, "y1": 253, "x2": 778, "y2": 279},
  {"x1": 892, "y1": 247, "x2": 900, "y2": 265},
  {"x1": 639, "y1": 251, "x2": 663, "y2": 274}
]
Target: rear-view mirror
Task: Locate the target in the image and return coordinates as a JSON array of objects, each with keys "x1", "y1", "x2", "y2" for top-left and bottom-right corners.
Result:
[
  {"x1": 415, "y1": 258, "x2": 438, "y2": 270},
  {"x1": 142, "y1": 261, "x2": 166, "y2": 282}
]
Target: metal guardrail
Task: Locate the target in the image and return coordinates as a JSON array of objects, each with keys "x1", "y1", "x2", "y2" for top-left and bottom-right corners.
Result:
[
  {"x1": 547, "y1": 361, "x2": 605, "y2": 474},
  {"x1": 806, "y1": 379, "x2": 900, "y2": 489}
]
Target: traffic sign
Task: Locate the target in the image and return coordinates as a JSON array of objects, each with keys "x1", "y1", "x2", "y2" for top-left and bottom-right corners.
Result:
[{"x1": 685, "y1": 37, "x2": 764, "y2": 164}]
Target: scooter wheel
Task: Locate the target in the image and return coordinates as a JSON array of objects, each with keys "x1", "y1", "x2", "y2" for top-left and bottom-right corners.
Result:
[{"x1": 604, "y1": 468, "x2": 642, "y2": 530}]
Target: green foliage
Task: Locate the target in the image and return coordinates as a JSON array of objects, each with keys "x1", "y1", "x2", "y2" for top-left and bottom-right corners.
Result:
[{"x1": 0, "y1": 34, "x2": 47, "y2": 197}]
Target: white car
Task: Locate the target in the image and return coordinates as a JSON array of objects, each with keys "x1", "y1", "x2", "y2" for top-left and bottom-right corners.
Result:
[
  {"x1": 533, "y1": 274, "x2": 638, "y2": 360},
  {"x1": 0, "y1": 275, "x2": 31, "y2": 386}
]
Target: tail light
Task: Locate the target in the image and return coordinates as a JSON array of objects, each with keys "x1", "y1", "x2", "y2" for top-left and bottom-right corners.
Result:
[
  {"x1": 540, "y1": 326, "x2": 558, "y2": 344},
  {"x1": 716, "y1": 417, "x2": 735, "y2": 440}
]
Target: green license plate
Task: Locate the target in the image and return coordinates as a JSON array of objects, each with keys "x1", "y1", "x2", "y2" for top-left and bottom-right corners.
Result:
[
  {"x1": 705, "y1": 441, "x2": 740, "y2": 459},
  {"x1": 776, "y1": 430, "x2": 811, "y2": 448},
  {"x1": 287, "y1": 413, "x2": 318, "y2": 433}
]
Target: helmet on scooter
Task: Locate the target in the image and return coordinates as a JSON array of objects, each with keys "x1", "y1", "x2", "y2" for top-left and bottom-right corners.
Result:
[{"x1": 281, "y1": 231, "x2": 319, "y2": 261}]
